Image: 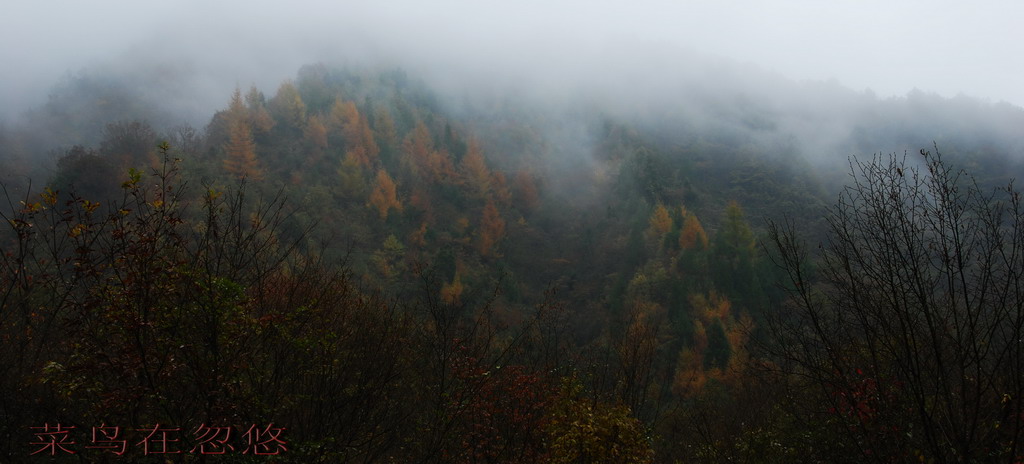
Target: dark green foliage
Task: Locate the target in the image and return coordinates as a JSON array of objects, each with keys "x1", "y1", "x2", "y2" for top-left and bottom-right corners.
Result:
[
  {"x1": 711, "y1": 202, "x2": 761, "y2": 307},
  {"x1": 51, "y1": 145, "x2": 121, "y2": 201},
  {"x1": 703, "y1": 318, "x2": 731, "y2": 369}
]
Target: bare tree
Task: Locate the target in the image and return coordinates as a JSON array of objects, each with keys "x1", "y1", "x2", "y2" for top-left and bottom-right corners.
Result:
[{"x1": 767, "y1": 149, "x2": 1023, "y2": 462}]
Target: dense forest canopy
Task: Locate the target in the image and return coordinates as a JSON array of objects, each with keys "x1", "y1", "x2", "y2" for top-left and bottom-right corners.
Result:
[{"x1": 1, "y1": 39, "x2": 1023, "y2": 462}]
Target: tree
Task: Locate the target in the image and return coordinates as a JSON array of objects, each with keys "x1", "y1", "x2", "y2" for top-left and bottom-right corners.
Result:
[
  {"x1": 440, "y1": 272, "x2": 464, "y2": 305},
  {"x1": 545, "y1": 379, "x2": 654, "y2": 464},
  {"x1": 222, "y1": 114, "x2": 263, "y2": 180},
  {"x1": 269, "y1": 80, "x2": 306, "y2": 131},
  {"x1": 767, "y1": 150, "x2": 1024, "y2": 462},
  {"x1": 368, "y1": 168, "x2": 402, "y2": 220},
  {"x1": 227, "y1": 86, "x2": 247, "y2": 120},
  {"x1": 703, "y1": 318, "x2": 730, "y2": 370},
  {"x1": 402, "y1": 121, "x2": 433, "y2": 178},
  {"x1": 330, "y1": 99, "x2": 379, "y2": 167},
  {"x1": 716, "y1": 201, "x2": 754, "y2": 256},
  {"x1": 99, "y1": 120, "x2": 157, "y2": 168},
  {"x1": 460, "y1": 139, "x2": 491, "y2": 198},
  {"x1": 372, "y1": 107, "x2": 399, "y2": 169},
  {"x1": 221, "y1": 88, "x2": 264, "y2": 180},
  {"x1": 305, "y1": 114, "x2": 328, "y2": 152},
  {"x1": 712, "y1": 201, "x2": 758, "y2": 305},
  {"x1": 336, "y1": 152, "x2": 367, "y2": 198},
  {"x1": 245, "y1": 86, "x2": 275, "y2": 133},
  {"x1": 679, "y1": 208, "x2": 708, "y2": 251},
  {"x1": 647, "y1": 203, "x2": 673, "y2": 240},
  {"x1": 477, "y1": 199, "x2": 506, "y2": 257},
  {"x1": 0, "y1": 145, "x2": 418, "y2": 461},
  {"x1": 513, "y1": 170, "x2": 541, "y2": 213}
]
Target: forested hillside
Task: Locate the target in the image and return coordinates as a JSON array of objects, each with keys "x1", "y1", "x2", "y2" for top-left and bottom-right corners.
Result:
[{"x1": 1, "y1": 63, "x2": 1023, "y2": 462}]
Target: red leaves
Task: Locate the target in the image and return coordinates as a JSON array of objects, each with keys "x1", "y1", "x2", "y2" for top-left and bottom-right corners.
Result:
[{"x1": 444, "y1": 340, "x2": 555, "y2": 463}]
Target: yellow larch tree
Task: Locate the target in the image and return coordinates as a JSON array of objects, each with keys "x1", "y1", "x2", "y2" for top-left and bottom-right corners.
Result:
[
  {"x1": 408, "y1": 221, "x2": 428, "y2": 248},
  {"x1": 330, "y1": 99, "x2": 379, "y2": 167},
  {"x1": 228, "y1": 87, "x2": 247, "y2": 122},
  {"x1": 222, "y1": 88, "x2": 263, "y2": 180},
  {"x1": 368, "y1": 169, "x2": 402, "y2": 220},
  {"x1": 673, "y1": 347, "x2": 708, "y2": 397},
  {"x1": 679, "y1": 207, "x2": 709, "y2": 250},
  {"x1": 426, "y1": 149, "x2": 457, "y2": 184},
  {"x1": 646, "y1": 202, "x2": 673, "y2": 239},
  {"x1": 329, "y1": 99, "x2": 358, "y2": 134}
]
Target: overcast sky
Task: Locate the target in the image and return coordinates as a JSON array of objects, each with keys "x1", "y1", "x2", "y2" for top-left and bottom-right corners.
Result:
[{"x1": 2, "y1": 0, "x2": 1022, "y2": 118}]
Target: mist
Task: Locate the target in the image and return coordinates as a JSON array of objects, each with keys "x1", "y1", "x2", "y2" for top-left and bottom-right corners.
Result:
[
  {"x1": 4, "y1": 0, "x2": 1023, "y2": 117},
  {"x1": 2, "y1": 0, "x2": 1023, "y2": 180},
  {"x1": 5, "y1": 3, "x2": 1024, "y2": 459}
]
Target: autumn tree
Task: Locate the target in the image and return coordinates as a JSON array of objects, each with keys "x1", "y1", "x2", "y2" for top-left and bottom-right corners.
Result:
[
  {"x1": 222, "y1": 115, "x2": 263, "y2": 180},
  {"x1": 545, "y1": 379, "x2": 654, "y2": 464},
  {"x1": 0, "y1": 143, "x2": 421, "y2": 461},
  {"x1": 450, "y1": 364, "x2": 554, "y2": 463},
  {"x1": 402, "y1": 121, "x2": 456, "y2": 184},
  {"x1": 220, "y1": 89, "x2": 264, "y2": 180},
  {"x1": 368, "y1": 168, "x2": 402, "y2": 219},
  {"x1": 329, "y1": 99, "x2": 379, "y2": 168},
  {"x1": 372, "y1": 234, "x2": 406, "y2": 281},
  {"x1": 679, "y1": 207, "x2": 708, "y2": 250},
  {"x1": 227, "y1": 86, "x2": 247, "y2": 121},
  {"x1": 646, "y1": 202, "x2": 673, "y2": 242}
]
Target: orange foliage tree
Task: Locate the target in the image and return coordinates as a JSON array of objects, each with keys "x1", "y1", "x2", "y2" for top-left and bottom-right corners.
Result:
[
  {"x1": 678, "y1": 208, "x2": 708, "y2": 250},
  {"x1": 368, "y1": 168, "x2": 402, "y2": 219},
  {"x1": 330, "y1": 99, "x2": 379, "y2": 167}
]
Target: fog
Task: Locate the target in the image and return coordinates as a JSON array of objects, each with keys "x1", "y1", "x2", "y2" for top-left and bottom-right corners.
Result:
[
  {"x1": 2, "y1": 0, "x2": 1023, "y2": 187},
  {"x1": 3, "y1": 0, "x2": 1023, "y2": 122}
]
